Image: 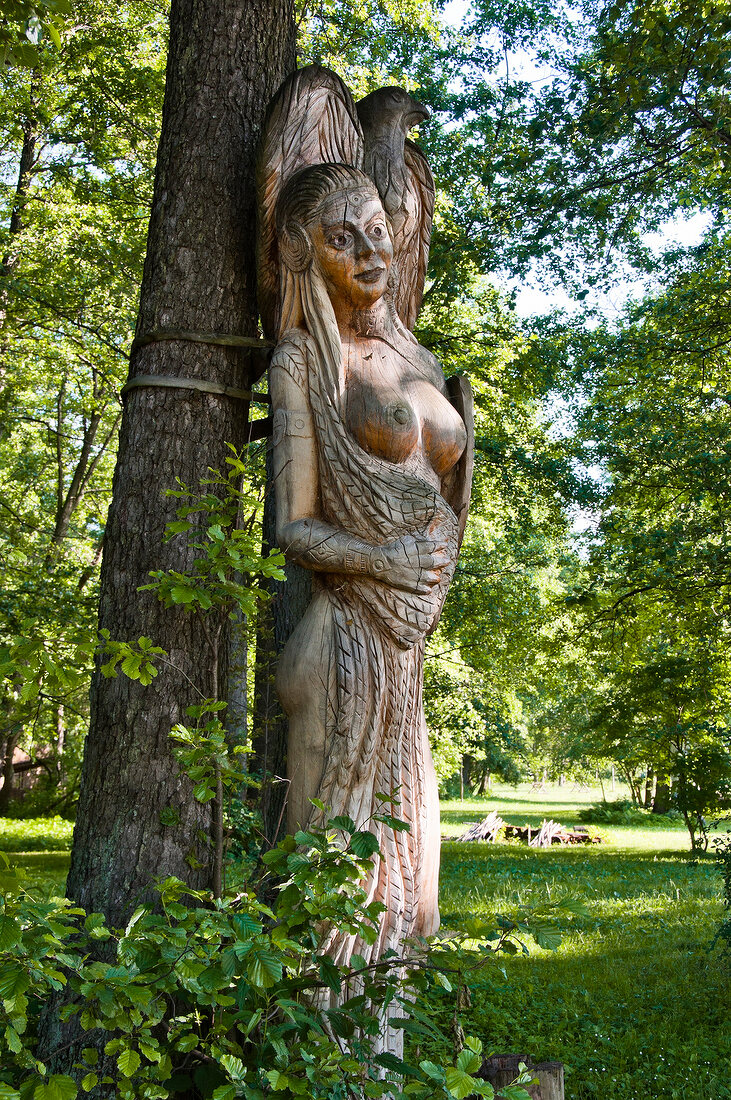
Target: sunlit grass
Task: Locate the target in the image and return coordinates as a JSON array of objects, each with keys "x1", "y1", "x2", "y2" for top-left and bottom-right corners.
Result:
[
  {"x1": 439, "y1": 784, "x2": 730, "y2": 1100},
  {"x1": 3, "y1": 851, "x2": 70, "y2": 896},
  {"x1": 0, "y1": 815, "x2": 74, "y2": 851}
]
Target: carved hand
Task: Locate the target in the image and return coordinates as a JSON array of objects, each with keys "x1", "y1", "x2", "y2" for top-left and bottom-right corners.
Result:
[{"x1": 371, "y1": 533, "x2": 451, "y2": 595}]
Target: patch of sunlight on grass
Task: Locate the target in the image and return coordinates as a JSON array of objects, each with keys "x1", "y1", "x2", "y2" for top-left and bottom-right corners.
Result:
[
  {"x1": 0, "y1": 815, "x2": 74, "y2": 852},
  {"x1": 3, "y1": 851, "x2": 70, "y2": 896}
]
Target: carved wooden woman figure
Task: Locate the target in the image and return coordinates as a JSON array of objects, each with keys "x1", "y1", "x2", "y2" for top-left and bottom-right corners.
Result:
[{"x1": 267, "y1": 160, "x2": 471, "y2": 968}]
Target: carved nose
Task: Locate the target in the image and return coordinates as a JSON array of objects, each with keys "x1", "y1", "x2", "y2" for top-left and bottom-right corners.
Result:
[{"x1": 354, "y1": 230, "x2": 375, "y2": 257}]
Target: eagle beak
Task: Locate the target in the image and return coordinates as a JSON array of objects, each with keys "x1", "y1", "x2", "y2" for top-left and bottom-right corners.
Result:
[{"x1": 406, "y1": 100, "x2": 430, "y2": 129}]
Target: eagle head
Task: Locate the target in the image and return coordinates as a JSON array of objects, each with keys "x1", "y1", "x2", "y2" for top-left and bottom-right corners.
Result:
[{"x1": 356, "y1": 87, "x2": 430, "y2": 137}]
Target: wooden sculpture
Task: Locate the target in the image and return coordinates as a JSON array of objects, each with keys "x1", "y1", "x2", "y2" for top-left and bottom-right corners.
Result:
[{"x1": 256, "y1": 65, "x2": 474, "y2": 1032}]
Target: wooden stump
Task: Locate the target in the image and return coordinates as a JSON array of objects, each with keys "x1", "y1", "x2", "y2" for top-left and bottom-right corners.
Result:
[
  {"x1": 477, "y1": 1053, "x2": 531, "y2": 1091},
  {"x1": 474, "y1": 1055, "x2": 564, "y2": 1100},
  {"x1": 529, "y1": 1061, "x2": 565, "y2": 1100}
]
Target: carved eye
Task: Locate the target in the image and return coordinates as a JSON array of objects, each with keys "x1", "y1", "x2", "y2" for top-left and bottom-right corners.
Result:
[
  {"x1": 329, "y1": 231, "x2": 352, "y2": 249},
  {"x1": 370, "y1": 224, "x2": 385, "y2": 240}
]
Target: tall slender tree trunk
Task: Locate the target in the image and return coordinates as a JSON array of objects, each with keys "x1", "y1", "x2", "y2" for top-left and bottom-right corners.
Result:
[
  {"x1": 66, "y1": 0, "x2": 296, "y2": 928},
  {"x1": 0, "y1": 731, "x2": 19, "y2": 814},
  {"x1": 0, "y1": 100, "x2": 37, "y2": 434}
]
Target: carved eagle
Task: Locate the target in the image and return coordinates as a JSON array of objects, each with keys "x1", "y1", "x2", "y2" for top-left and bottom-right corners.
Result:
[{"x1": 356, "y1": 87, "x2": 435, "y2": 332}]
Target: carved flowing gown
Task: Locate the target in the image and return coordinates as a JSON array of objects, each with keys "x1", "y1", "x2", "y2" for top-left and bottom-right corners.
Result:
[{"x1": 274, "y1": 324, "x2": 467, "y2": 963}]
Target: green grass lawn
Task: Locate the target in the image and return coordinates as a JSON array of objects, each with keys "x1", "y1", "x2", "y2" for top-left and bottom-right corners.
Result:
[
  {"x1": 439, "y1": 783, "x2": 730, "y2": 1100},
  {"x1": 2, "y1": 787, "x2": 729, "y2": 1099}
]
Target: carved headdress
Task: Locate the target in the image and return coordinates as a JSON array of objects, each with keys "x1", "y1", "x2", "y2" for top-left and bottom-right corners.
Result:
[{"x1": 256, "y1": 64, "x2": 435, "y2": 338}]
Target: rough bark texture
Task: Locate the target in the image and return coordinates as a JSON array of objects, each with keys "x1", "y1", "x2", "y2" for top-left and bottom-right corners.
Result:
[
  {"x1": 251, "y1": 445, "x2": 311, "y2": 847},
  {"x1": 66, "y1": 0, "x2": 297, "y2": 927}
]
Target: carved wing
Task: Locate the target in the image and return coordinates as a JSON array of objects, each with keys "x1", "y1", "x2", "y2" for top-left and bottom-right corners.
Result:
[
  {"x1": 396, "y1": 138, "x2": 435, "y2": 331},
  {"x1": 257, "y1": 64, "x2": 364, "y2": 339},
  {"x1": 444, "y1": 374, "x2": 474, "y2": 553}
]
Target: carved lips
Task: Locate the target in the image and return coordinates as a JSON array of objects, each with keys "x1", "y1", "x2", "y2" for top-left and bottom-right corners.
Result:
[{"x1": 354, "y1": 264, "x2": 387, "y2": 284}]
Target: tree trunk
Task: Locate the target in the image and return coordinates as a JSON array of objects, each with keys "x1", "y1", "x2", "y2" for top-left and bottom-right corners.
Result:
[
  {"x1": 644, "y1": 765, "x2": 655, "y2": 807},
  {"x1": 653, "y1": 774, "x2": 671, "y2": 814},
  {"x1": 0, "y1": 731, "x2": 19, "y2": 814},
  {"x1": 252, "y1": 446, "x2": 311, "y2": 846},
  {"x1": 40, "y1": 0, "x2": 296, "y2": 1087},
  {"x1": 624, "y1": 767, "x2": 640, "y2": 804},
  {"x1": 0, "y1": 100, "x2": 37, "y2": 432},
  {"x1": 66, "y1": 0, "x2": 296, "y2": 927},
  {"x1": 528, "y1": 1062, "x2": 565, "y2": 1100}
]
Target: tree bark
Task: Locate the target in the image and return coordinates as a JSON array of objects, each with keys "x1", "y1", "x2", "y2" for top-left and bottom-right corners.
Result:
[
  {"x1": 66, "y1": 0, "x2": 296, "y2": 927},
  {"x1": 0, "y1": 731, "x2": 20, "y2": 814},
  {"x1": 653, "y1": 773, "x2": 671, "y2": 813},
  {"x1": 252, "y1": 446, "x2": 311, "y2": 846}
]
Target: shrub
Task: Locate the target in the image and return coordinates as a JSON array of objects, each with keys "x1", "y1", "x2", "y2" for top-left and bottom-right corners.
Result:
[
  {"x1": 577, "y1": 800, "x2": 682, "y2": 827},
  {"x1": 0, "y1": 813, "x2": 545, "y2": 1100}
]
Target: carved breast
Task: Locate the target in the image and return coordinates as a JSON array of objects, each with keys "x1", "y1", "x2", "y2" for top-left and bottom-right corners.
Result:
[{"x1": 343, "y1": 340, "x2": 467, "y2": 479}]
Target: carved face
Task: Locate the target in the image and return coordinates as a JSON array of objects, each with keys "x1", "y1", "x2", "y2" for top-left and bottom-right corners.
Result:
[{"x1": 310, "y1": 189, "x2": 393, "y2": 310}]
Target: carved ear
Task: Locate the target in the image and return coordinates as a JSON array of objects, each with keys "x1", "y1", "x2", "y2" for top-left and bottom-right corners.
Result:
[{"x1": 279, "y1": 222, "x2": 313, "y2": 273}]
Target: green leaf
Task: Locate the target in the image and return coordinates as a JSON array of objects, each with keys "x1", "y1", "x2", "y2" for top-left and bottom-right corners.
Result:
[
  {"x1": 266, "y1": 1070, "x2": 290, "y2": 1092},
  {"x1": 530, "y1": 920, "x2": 563, "y2": 951},
  {"x1": 445, "y1": 1067, "x2": 477, "y2": 1099},
  {"x1": 319, "y1": 956, "x2": 342, "y2": 993},
  {"x1": 375, "y1": 1052, "x2": 410, "y2": 1073},
  {"x1": 170, "y1": 586, "x2": 195, "y2": 604},
  {"x1": 117, "y1": 1049, "x2": 141, "y2": 1077},
  {"x1": 497, "y1": 1088, "x2": 533, "y2": 1100},
  {"x1": 220, "y1": 1055, "x2": 246, "y2": 1083},
  {"x1": 81, "y1": 1075, "x2": 97, "y2": 1094},
  {"x1": 0, "y1": 914, "x2": 21, "y2": 951},
  {"x1": 350, "y1": 831, "x2": 380, "y2": 858},
  {"x1": 0, "y1": 964, "x2": 30, "y2": 1001},
  {"x1": 193, "y1": 782, "x2": 216, "y2": 803},
  {"x1": 5, "y1": 1025, "x2": 22, "y2": 1052},
  {"x1": 32, "y1": 1076, "x2": 78, "y2": 1100},
  {"x1": 232, "y1": 912, "x2": 263, "y2": 938},
  {"x1": 456, "y1": 1049, "x2": 480, "y2": 1074},
  {"x1": 247, "y1": 948, "x2": 283, "y2": 989}
]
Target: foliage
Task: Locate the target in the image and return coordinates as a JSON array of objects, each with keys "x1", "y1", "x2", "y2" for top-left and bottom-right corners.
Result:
[
  {"x1": 0, "y1": 0, "x2": 69, "y2": 65},
  {"x1": 576, "y1": 800, "x2": 681, "y2": 828},
  {"x1": 0, "y1": 0, "x2": 168, "y2": 813},
  {"x1": 143, "y1": 447, "x2": 285, "y2": 627},
  {"x1": 0, "y1": 812, "x2": 545, "y2": 1100}
]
